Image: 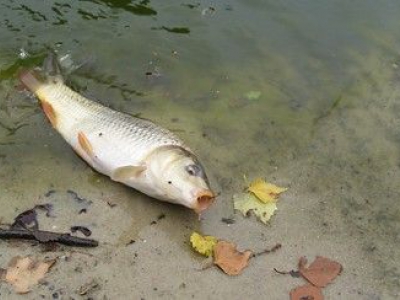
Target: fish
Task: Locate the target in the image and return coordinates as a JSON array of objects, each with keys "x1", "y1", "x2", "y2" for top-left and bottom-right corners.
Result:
[{"x1": 19, "y1": 54, "x2": 215, "y2": 214}]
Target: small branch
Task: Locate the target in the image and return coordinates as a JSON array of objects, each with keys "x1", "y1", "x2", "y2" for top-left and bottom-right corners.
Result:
[
  {"x1": 252, "y1": 243, "x2": 282, "y2": 258},
  {"x1": 0, "y1": 229, "x2": 98, "y2": 247},
  {"x1": 273, "y1": 268, "x2": 300, "y2": 278}
]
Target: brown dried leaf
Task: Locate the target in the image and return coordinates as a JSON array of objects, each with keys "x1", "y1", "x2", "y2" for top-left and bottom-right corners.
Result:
[
  {"x1": 4, "y1": 256, "x2": 56, "y2": 294},
  {"x1": 10, "y1": 204, "x2": 53, "y2": 230},
  {"x1": 290, "y1": 284, "x2": 324, "y2": 300},
  {"x1": 213, "y1": 241, "x2": 252, "y2": 276},
  {"x1": 11, "y1": 209, "x2": 38, "y2": 230},
  {"x1": 299, "y1": 256, "x2": 342, "y2": 288}
]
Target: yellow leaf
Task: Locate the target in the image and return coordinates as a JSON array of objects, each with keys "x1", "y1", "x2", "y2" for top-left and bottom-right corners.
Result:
[
  {"x1": 248, "y1": 178, "x2": 287, "y2": 203},
  {"x1": 233, "y1": 193, "x2": 277, "y2": 224},
  {"x1": 190, "y1": 232, "x2": 217, "y2": 257}
]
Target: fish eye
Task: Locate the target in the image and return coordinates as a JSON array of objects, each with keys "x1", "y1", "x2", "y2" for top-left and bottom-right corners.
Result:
[{"x1": 185, "y1": 164, "x2": 201, "y2": 176}]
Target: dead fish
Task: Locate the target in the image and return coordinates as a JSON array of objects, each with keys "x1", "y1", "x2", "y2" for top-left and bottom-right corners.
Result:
[{"x1": 19, "y1": 54, "x2": 214, "y2": 214}]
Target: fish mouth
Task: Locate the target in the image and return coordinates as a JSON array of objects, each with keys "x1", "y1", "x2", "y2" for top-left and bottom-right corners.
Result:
[{"x1": 193, "y1": 189, "x2": 215, "y2": 214}]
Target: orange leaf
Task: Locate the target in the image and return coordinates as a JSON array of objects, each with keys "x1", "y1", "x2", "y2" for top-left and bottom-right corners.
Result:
[
  {"x1": 299, "y1": 256, "x2": 342, "y2": 288},
  {"x1": 290, "y1": 284, "x2": 324, "y2": 300},
  {"x1": 213, "y1": 241, "x2": 252, "y2": 276}
]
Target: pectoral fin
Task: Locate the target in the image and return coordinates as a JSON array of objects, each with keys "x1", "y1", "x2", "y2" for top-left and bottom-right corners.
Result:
[
  {"x1": 111, "y1": 165, "x2": 147, "y2": 182},
  {"x1": 78, "y1": 131, "x2": 94, "y2": 158}
]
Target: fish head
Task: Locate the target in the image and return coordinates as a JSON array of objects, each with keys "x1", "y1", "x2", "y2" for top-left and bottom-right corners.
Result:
[{"x1": 146, "y1": 146, "x2": 215, "y2": 213}]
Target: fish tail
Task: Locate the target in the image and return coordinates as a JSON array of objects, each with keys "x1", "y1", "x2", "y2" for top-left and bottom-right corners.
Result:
[
  {"x1": 18, "y1": 69, "x2": 45, "y2": 94},
  {"x1": 19, "y1": 52, "x2": 63, "y2": 93}
]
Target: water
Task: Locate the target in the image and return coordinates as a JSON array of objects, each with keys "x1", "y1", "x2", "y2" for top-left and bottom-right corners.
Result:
[{"x1": 1, "y1": 1, "x2": 400, "y2": 299}]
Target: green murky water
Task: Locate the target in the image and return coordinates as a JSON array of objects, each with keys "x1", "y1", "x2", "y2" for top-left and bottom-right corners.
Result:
[{"x1": 1, "y1": 1, "x2": 400, "y2": 299}]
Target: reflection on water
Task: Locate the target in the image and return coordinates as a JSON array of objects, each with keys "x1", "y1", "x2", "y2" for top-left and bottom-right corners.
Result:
[{"x1": 0, "y1": 0, "x2": 400, "y2": 299}]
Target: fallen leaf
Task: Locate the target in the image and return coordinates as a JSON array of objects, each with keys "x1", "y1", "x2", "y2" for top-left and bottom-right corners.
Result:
[
  {"x1": 11, "y1": 203, "x2": 53, "y2": 230},
  {"x1": 11, "y1": 209, "x2": 38, "y2": 230},
  {"x1": 233, "y1": 193, "x2": 277, "y2": 224},
  {"x1": 299, "y1": 256, "x2": 343, "y2": 288},
  {"x1": 190, "y1": 232, "x2": 217, "y2": 257},
  {"x1": 290, "y1": 283, "x2": 324, "y2": 300},
  {"x1": 248, "y1": 178, "x2": 287, "y2": 203},
  {"x1": 4, "y1": 256, "x2": 56, "y2": 294},
  {"x1": 213, "y1": 241, "x2": 252, "y2": 275}
]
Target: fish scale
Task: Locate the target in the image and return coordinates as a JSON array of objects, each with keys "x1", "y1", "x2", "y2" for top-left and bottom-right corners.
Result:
[{"x1": 39, "y1": 82, "x2": 186, "y2": 167}]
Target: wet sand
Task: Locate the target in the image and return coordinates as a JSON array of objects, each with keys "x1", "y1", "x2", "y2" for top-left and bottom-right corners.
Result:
[{"x1": 1, "y1": 1, "x2": 400, "y2": 299}]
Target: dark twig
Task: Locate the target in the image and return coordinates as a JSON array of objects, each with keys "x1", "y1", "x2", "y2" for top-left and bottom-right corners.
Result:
[
  {"x1": 273, "y1": 268, "x2": 301, "y2": 278},
  {"x1": 252, "y1": 243, "x2": 282, "y2": 258},
  {"x1": 70, "y1": 226, "x2": 92, "y2": 237},
  {"x1": 0, "y1": 229, "x2": 98, "y2": 247}
]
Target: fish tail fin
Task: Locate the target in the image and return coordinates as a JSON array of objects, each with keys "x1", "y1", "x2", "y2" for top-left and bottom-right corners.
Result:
[
  {"x1": 18, "y1": 52, "x2": 63, "y2": 93},
  {"x1": 18, "y1": 69, "x2": 45, "y2": 94}
]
